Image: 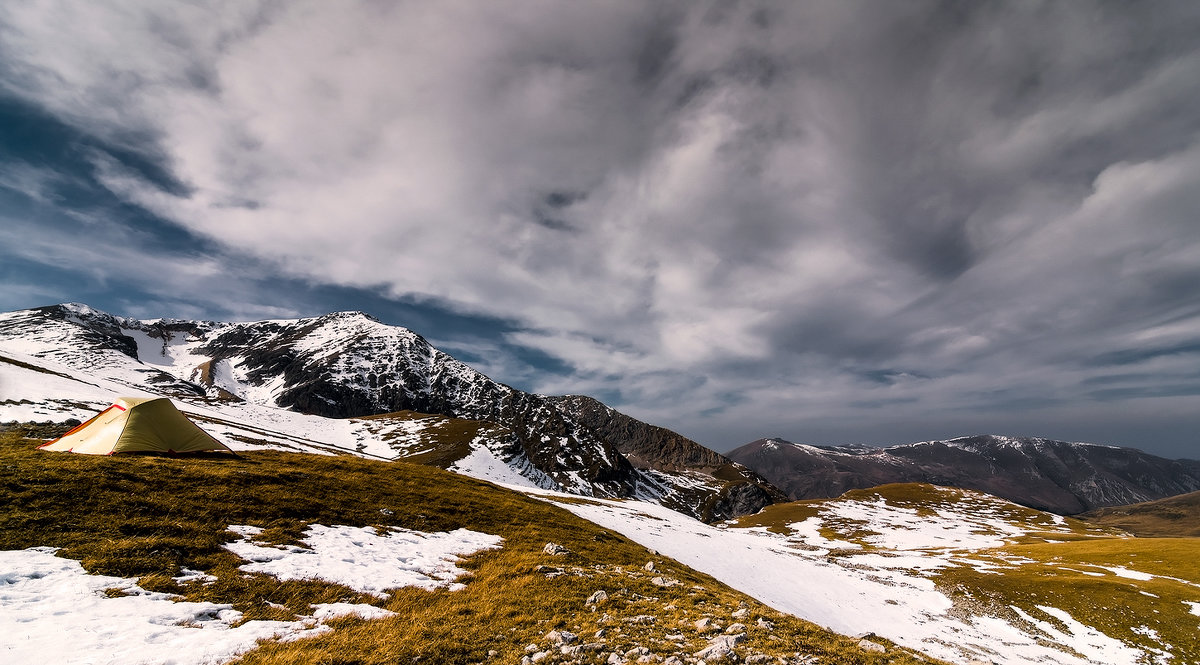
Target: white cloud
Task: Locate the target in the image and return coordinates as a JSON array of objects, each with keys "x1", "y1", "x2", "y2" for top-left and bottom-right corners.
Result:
[{"x1": 2, "y1": 1, "x2": 1198, "y2": 452}]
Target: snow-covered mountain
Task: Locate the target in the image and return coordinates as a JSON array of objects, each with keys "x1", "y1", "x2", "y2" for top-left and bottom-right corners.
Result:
[
  {"x1": 0, "y1": 303, "x2": 778, "y2": 520},
  {"x1": 728, "y1": 434, "x2": 1200, "y2": 514}
]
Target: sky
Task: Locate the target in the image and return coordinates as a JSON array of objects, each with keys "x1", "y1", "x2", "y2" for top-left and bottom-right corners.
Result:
[{"x1": 1, "y1": 1, "x2": 1199, "y2": 458}]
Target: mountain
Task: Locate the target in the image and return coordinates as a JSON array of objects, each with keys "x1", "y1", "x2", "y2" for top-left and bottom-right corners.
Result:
[
  {"x1": 0, "y1": 303, "x2": 779, "y2": 520},
  {"x1": 728, "y1": 434, "x2": 1200, "y2": 514},
  {"x1": 549, "y1": 394, "x2": 787, "y2": 518},
  {"x1": 1078, "y1": 489, "x2": 1200, "y2": 537}
]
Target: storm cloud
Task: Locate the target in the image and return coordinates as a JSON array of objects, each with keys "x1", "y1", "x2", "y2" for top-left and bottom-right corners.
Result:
[{"x1": 1, "y1": 1, "x2": 1198, "y2": 456}]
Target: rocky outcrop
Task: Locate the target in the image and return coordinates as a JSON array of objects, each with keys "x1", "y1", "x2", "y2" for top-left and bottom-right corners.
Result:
[{"x1": 551, "y1": 394, "x2": 786, "y2": 521}]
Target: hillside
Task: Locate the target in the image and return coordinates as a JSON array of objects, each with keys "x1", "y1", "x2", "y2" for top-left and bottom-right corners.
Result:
[
  {"x1": 0, "y1": 431, "x2": 934, "y2": 665},
  {"x1": 6, "y1": 417, "x2": 1199, "y2": 663},
  {"x1": 543, "y1": 482, "x2": 1200, "y2": 665},
  {"x1": 1079, "y1": 490, "x2": 1200, "y2": 537},
  {"x1": 729, "y1": 435, "x2": 1200, "y2": 514},
  {"x1": 0, "y1": 303, "x2": 780, "y2": 521}
]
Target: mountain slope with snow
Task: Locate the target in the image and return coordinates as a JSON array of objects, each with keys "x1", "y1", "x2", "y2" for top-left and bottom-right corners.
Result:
[
  {"x1": 729, "y1": 435, "x2": 1200, "y2": 514},
  {"x1": 0, "y1": 303, "x2": 779, "y2": 519}
]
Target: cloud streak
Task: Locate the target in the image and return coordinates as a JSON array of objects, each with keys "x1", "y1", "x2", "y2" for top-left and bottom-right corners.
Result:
[{"x1": 1, "y1": 1, "x2": 1199, "y2": 455}]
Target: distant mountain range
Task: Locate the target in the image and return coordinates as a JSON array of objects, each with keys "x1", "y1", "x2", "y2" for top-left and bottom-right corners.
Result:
[
  {"x1": 727, "y1": 435, "x2": 1200, "y2": 514},
  {"x1": 0, "y1": 303, "x2": 778, "y2": 521}
]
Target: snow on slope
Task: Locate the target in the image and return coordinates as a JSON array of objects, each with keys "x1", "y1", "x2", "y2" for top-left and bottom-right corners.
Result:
[
  {"x1": 0, "y1": 547, "x2": 314, "y2": 665},
  {"x1": 224, "y1": 524, "x2": 504, "y2": 596},
  {"x1": 1, "y1": 524, "x2": 502, "y2": 665},
  {"x1": 0, "y1": 344, "x2": 555, "y2": 484},
  {"x1": 524, "y1": 487, "x2": 1150, "y2": 665},
  {"x1": 0, "y1": 304, "x2": 634, "y2": 498}
]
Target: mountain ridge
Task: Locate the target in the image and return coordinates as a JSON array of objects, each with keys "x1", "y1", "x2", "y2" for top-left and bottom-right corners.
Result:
[{"x1": 729, "y1": 434, "x2": 1200, "y2": 514}]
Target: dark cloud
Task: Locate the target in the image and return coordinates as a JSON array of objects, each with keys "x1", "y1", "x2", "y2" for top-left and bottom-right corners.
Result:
[{"x1": 0, "y1": 1, "x2": 1198, "y2": 458}]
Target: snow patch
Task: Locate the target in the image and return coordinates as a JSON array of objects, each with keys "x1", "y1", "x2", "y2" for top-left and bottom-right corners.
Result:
[
  {"x1": 1096, "y1": 565, "x2": 1154, "y2": 581},
  {"x1": 224, "y1": 524, "x2": 503, "y2": 596},
  {"x1": 0, "y1": 547, "x2": 315, "y2": 665},
  {"x1": 309, "y1": 602, "x2": 396, "y2": 621}
]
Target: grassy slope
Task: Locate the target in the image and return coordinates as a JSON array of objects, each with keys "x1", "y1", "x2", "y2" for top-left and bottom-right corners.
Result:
[
  {"x1": 933, "y1": 538, "x2": 1200, "y2": 663},
  {"x1": 0, "y1": 432, "x2": 939, "y2": 665},
  {"x1": 1078, "y1": 490, "x2": 1200, "y2": 538}
]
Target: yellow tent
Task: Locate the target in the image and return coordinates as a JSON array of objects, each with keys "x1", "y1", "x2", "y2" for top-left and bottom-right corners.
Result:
[{"x1": 39, "y1": 397, "x2": 232, "y2": 455}]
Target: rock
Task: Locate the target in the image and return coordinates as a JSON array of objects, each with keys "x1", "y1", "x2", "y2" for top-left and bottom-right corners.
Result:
[
  {"x1": 644, "y1": 561, "x2": 656, "y2": 572},
  {"x1": 624, "y1": 614, "x2": 657, "y2": 624},
  {"x1": 857, "y1": 639, "x2": 886, "y2": 653},
  {"x1": 543, "y1": 542, "x2": 568, "y2": 555},
  {"x1": 731, "y1": 608, "x2": 749, "y2": 620},
  {"x1": 530, "y1": 651, "x2": 550, "y2": 663},
  {"x1": 725, "y1": 623, "x2": 746, "y2": 634},
  {"x1": 694, "y1": 634, "x2": 744, "y2": 661},
  {"x1": 594, "y1": 628, "x2": 607, "y2": 639},
  {"x1": 625, "y1": 646, "x2": 650, "y2": 658},
  {"x1": 564, "y1": 642, "x2": 608, "y2": 656},
  {"x1": 545, "y1": 630, "x2": 578, "y2": 645},
  {"x1": 663, "y1": 658, "x2": 684, "y2": 665},
  {"x1": 587, "y1": 590, "x2": 609, "y2": 606},
  {"x1": 607, "y1": 653, "x2": 628, "y2": 664},
  {"x1": 524, "y1": 644, "x2": 539, "y2": 652},
  {"x1": 695, "y1": 617, "x2": 715, "y2": 632},
  {"x1": 637, "y1": 656, "x2": 657, "y2": 664},
  {"x1": 651, "y1": 576, "x2": 680, "y2": 587},
  {"x1": 744, "y1": 656, "x2": 773, "y2": 664},
  {"x1": 756, "y1": 618, "x2": 776, "y2": 631}
]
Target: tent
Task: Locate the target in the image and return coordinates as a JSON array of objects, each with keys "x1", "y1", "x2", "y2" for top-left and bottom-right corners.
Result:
[{"x1": 39, "y1": 397, "x2": 233, "y2": 455}]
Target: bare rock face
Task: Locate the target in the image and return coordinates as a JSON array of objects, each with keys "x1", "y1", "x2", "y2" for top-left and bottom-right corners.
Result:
[
  {"x1": 551, "y1": 394, "x2": 787, "y2": 520},
  {"x1": 729, "y1": 435, "x2": 1200, "y2": 515}
]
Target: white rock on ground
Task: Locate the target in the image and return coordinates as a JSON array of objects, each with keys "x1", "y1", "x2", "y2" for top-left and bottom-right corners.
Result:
[{"x1": 694, "y1": 633, "x2": 745, "y2": 661}]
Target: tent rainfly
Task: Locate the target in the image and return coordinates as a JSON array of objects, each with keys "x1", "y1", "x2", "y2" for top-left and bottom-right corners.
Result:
[{"x1": 39, "y1": 397, "x2": 232, "y2": 455}]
